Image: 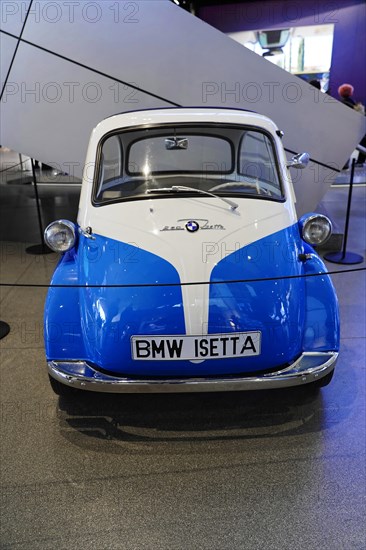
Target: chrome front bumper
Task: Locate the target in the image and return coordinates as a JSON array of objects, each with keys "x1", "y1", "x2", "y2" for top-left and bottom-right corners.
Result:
[{"x1": 48, "y1": 352, "x2": 338, "y2": 393}]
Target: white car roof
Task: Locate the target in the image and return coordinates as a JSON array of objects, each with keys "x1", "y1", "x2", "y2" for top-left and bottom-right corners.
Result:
[{"x1": 91, "y1": 108, "x2": 280, "y2": 142}]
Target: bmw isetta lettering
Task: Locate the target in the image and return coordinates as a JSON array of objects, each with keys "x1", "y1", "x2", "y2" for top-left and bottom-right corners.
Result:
[
  {"x1": 44, "y1": 108, "x2": 339, "y2": 396},
  {"x1": 132, "y1": 332, "x2": 261, "y2": 361}
]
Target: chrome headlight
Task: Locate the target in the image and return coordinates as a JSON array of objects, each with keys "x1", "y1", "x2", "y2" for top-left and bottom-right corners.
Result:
[
  {"x1": 299, "y1": 214, "x2": 332, "y2": 246},
  {"x1": 44, "y1": 220, "x2": 76, "y2": 252}
]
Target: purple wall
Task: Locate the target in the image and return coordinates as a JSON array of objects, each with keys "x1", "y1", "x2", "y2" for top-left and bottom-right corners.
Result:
[{"x1": 198, "y1": 0, "x2": 366, "y2": 104}]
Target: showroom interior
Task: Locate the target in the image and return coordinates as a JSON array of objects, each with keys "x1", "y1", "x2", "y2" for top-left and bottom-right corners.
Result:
[{"x1": 0, "y1": 0, "x2": 365, "y2": 548}]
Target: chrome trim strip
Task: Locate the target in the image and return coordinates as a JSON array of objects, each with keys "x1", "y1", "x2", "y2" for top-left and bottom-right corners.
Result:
[{"x1": 48, "y1": 352, "x2": 338, "y2": 393}]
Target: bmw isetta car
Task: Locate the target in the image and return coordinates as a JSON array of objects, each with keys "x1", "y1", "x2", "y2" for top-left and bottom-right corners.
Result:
[{"x1": 44, "y1": 108, "x2": 339, "y2": 396}]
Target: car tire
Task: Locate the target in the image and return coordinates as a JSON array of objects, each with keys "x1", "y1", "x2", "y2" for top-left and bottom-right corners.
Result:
[
  {"x1": 48, "y1": 374, "x2": 80, "y2": 398},
  {"x1": 307, "y1": 369, "x2": 334, "y2": 390}
]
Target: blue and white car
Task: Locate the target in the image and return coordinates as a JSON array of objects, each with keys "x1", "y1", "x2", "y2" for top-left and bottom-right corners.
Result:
[{"x1": 44, "y1": 108, "x2": 339, "y2": 396}]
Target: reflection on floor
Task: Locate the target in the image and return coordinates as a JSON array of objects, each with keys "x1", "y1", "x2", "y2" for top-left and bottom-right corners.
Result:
[{"x1": 0, "y1": 149, "x2": 365, "y2": 549}]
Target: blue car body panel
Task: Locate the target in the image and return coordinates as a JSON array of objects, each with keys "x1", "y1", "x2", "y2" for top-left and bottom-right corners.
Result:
[
  {"x1": 208, "y1": 224, "x2": 305, "y2": 371},
  {"x1": 44, "y1": 226, "x2": 340, "y2": 377},
  {"x1": 301, "y1": 242, "x2": 340, "y2": 351},
  {"x1": 45, "y1": 249, "x2": 86, "y2": 359}
]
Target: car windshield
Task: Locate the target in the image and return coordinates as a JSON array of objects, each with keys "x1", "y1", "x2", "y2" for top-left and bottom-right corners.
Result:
[{"x1": 94, "y1": 124, "x2": 283, "y2": 204}]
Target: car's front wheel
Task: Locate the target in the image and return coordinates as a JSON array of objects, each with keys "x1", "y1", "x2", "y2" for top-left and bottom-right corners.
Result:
[
  {"x1": 307, "y1": 369, "x2": 335, "y2": 390},
  {"x1": 48, "y1": 375, "x2": 81, "y2": 398}
]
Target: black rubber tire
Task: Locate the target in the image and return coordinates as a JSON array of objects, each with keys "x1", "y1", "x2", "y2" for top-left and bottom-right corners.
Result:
[
  {"x1": 48, "y1": 374, "x2": 80, "y2": 398},
  {"x1": 307, "y1": 369, "x2": 335, "y2": 390}
]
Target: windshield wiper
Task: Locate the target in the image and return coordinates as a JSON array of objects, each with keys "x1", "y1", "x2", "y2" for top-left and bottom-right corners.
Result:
[{"x1": 146, "y1": 185, "x2": 238, "y2": 211}]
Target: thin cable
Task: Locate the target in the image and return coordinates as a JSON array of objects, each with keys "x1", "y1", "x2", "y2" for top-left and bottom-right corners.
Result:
[
  {"x1": 0, "y1": 29, "x2": 181, "y2": 109},
  {"x1": 0, "y1": 1, "x2": 35, "y2": 101},
  {"x1": 0, "y1": 266, "x2": 364, "y2": 289}
]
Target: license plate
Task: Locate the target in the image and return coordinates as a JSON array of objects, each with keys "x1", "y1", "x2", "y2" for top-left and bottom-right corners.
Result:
[{"x1": 131, "y1": 332, "x2": 261, "y2": 361}]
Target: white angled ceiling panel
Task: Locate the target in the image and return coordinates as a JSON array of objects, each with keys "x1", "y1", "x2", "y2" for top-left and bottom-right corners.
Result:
[
  {"x1": 0, "y1": 0, "x2": 31, "y2": 37},
  {"x1": 19, "y1": 0, "x2": 365, "y2": 167},
  {"x1": 0, "y1": 42, "x2": 169, "y2": 177},
  {"x1": 1, "y1": 0, "x2": 365, "y2": 212},
  {"x1": 0, "y1": 34, "x2": 18, "y2": 91}
]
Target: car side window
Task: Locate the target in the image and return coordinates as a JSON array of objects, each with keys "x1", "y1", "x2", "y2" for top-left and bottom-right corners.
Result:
[
  {"x1": 96, "y1": 135, "x2": 123, "y2": 199},
  {"x1": 239, "y1": 131, "x2": 281, "y2": 196}
]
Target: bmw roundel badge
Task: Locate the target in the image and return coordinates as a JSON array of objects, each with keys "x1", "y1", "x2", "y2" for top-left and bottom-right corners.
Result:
[{"x1": 185, "y1": 220, "x2": 199, "y2": 233}]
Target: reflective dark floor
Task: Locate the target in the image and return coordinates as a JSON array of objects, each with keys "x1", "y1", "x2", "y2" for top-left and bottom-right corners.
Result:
[{"x1": 0, "y1": 161, "x2": 365, "y2": 548}]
